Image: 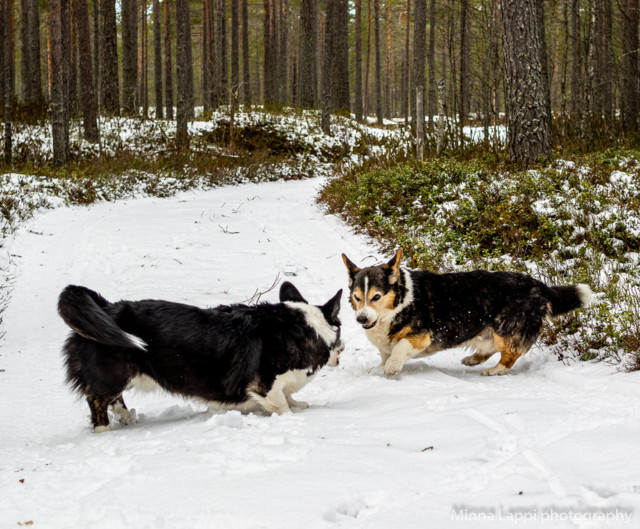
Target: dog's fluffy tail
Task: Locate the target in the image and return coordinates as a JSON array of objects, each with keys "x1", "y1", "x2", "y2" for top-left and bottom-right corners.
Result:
[
  {"x1": 549, "y1": 284, "x2": 593, "y2": 317},
  {"x1": 58, "y1": 285, "x2": 147, "y2": 350}
]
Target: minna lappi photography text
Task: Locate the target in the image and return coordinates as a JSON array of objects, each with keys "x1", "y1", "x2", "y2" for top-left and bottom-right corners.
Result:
[{"x1": 451, "y1": 505, "x2": 633, "y2": 525}]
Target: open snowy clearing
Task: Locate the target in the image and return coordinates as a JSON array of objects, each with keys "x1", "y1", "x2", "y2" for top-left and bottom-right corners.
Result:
[{"x1": 1, "y1": 177, "x2": 639, "y2": 528}]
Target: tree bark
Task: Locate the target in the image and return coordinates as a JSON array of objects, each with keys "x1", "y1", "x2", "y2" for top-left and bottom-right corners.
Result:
[
  {"x1": 332, "y1": 0, "x2": 350, "y2": 113},
  {"x1": 241, "y1": 0, "x2": 251, "y2": 106},
  {"x1": 459, "y1": 0, "x2": 470, "y2": 128},
  {"x1": 621, "y1": 0, "x2": 639, "y2": 133},
  {"x1": 20, "y1": 0, "x2": 42, "y2": 109},
  {"x1": 164, "y1": 0, "x2": 174, "y2": 119},
  {"x1": 50, "y1": 0, "x2": 69, "y2": 164},
  {"x1": 175, "y1": 0, "x2": 192, "y2": 148},
  {"x1": 321, "y1": 0, "x2": 334, "y2": 133},
  {"x1": 153, "y1": 0, "x2": 164, "y2": 118},
  {"x1": 374, "y1": 0, "x2": 382, "y2": 123},
  {"x1": 427, "y1": 0, "x2": 436, "y2": 126},
  {"x1": 413, "y1": 0, "x2": 426, "y2": 128},
  {"x1": 500, "y1": 0, "x2": 552, "y2": 165},
  {"x1": 100, "y1": 0, "x2": 120, "y2": 114},
  {"x1": 569, "y1": 0, "x2": 581, "y2": 124},
  {"x1": 298, "y1": 0, "x2": 317, "y2": 107},
  {"x1": 75, "y1": 0, "x2": 99, "y2": 141},
  {"x1": 122, "y1": 0, "x2": 138, "y2": 114},
  {"x1": 231, "y1": 0, "x2": 240, "y2": 100},
  {"x1": 354, "y1": 0, "x2": 363, "y2": 120},
  {"x1": 2, "y1": 0, "x2": 13, "y2": 164}
]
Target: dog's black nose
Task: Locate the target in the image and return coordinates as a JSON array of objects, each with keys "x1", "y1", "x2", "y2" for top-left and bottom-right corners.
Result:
[{"x1": 356, "y1": 314, "x2": 369, "y2": 324}]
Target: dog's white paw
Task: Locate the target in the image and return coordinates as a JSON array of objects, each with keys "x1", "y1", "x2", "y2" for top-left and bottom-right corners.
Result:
[
  {"x1": 117, "y1": 408, "x2": 136, "y2": 425},
  {"x1": 288, "y1": 399, "x2": 309, "y2": 410},
  {"x1": 93, "y1": 425, "x2": 112, "y2": 433},
  {"x1": 384, "y1": 358, "x2": 404, "y2": 377},
  {"x1": 462, "y1": 354, "x2": 485, "y2": 366},
  {"x1": 481, "y1": 364, "x2": 509, "y2": 376}
]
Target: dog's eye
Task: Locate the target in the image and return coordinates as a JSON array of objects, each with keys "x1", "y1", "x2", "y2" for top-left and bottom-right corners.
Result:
[
  {"x1": 353, "y1": 294, "x2": 361, "y2": 302},
  {"x1": 371, "y1": 294, "x2": 381, "y2": 302}
]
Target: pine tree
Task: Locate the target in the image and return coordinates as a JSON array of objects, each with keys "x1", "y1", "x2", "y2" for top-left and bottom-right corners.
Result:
[{"x1": 501, "y1": 0, "x2": 552, "y2": 165}]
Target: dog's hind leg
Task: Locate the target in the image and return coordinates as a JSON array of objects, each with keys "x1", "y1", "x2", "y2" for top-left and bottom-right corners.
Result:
[
  {"x1": 481, "y1": 334, "x2": 531, "y2": 376},
  {"x1": 111, "y1": 395, "x2": 134, "y2": 425},
  {"x1": 87, "y1": 395, "x2": 114, "y2": 432}
]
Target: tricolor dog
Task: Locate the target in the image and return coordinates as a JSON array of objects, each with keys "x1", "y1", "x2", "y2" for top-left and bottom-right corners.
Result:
[
  {"x1": 59, "y1": 282, "x2": 343, "y2": 432},
  {"x1": 342, "y1": 248, "x2": 592, "y2": 377}
]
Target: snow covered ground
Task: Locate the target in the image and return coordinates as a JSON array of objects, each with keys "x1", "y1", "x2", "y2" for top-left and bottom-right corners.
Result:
[{"x1": 1, "y1": 177, "x2": 639, "y2": 528}]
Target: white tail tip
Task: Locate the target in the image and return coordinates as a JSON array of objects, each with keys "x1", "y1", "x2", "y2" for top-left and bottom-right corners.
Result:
[
  {"x1": 125, "y1": 332, "x2": 148, "y2": 351},
  {"x1": 576, "y1": 284, "x2": 593, "y2": 308}
]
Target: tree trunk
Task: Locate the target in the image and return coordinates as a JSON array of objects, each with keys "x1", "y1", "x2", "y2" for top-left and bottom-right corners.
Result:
[
  {"x1": 459, "y1": 0, "x2": 470, "y2": 129},
  {"x1": 92, "y1": 0, "x2": 99, "y2": 107},
  {"x1": 535, "y1": 0, "x2": 551, "y2": 134},
  {"x1": 364, "y1": 0, "x2": 372, "y2": 116},
  {"x1": 332, "y1": 0, "x2": 350, "y2": 113},
  {"x1": 569, "y1": 0, "x2": 581, "y2": 125},
  {"x1": 298, "y1": 0, "x2": 317, "y2": 107},
  {"x1": 321, "y1": 0, "x2": 334, "y2": 133},
  {"x1": 278, "y1": 0, "x2": 288, "y2": 105},
  {"x1": 75, "y1": 0, "x2": 99, "y2": 142},
  {"x1": 2, "y1": 0, "x2": 13, "y2": 164},
  {"x1": 231, "y1": 0, "x2": 240, "y2": 101},
  {"x1": 241, "y1": 0, "x2": 251, "y2": 106},
  {"x1": 354, "y1": 0, "x2": 363, "y2": 120},
  {"x1": 100, "y1": 0, "x2": 120, "y2": 114},
  {"x1": 70, "y1": 0, "x2": 79, "y2": 117},
  {"x1": 413, "y1": 0, "x2": 426, "y2": 128},
  {"x1": 175, "y1": 0, "x2": 192, "y2": 148},
  {"x1": 138, "y1": 0, "x2": 149, "y2": 117},
  {"x1": 384, "y1": 1, "x2": 391, "y2": 118},
  {"x1": 500, "y1": 0, "x2": 552, "y2": 165},
  {"x1": 20, "y1": 0, "x2": 42, "y2": 110},
  {"x1": 50, "y1": 0, "x2": 69, "y2": 164},
  {"x1": 374, "y1": 0, "x2": 382, "y2": 123},
  {"x1": 164, "y1": 0, "x2": 174, "y2": 119},
  {"x1": 215, "y1": 0, "x2": 227, "y2": 107},
  {"x1": 122, "y1": 0, "x2": 138, "y2": 114},
  {"x1": 401, "y1": 0, "x2": 410, "y2": 124},
  {"x1": 621, "y1": 0, "x2": 639, "y2": 132},
  {"x1": 427, "y1": 0, "x2": 436, "y2": 126},
  {"x1": 153, "y1": 0, "x2": 163, "y2": 118}
]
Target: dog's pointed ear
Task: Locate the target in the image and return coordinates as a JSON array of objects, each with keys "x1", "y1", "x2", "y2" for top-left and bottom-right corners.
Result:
[
  {"x1": 342, "y1": 254, "x2": 360, "y2": 287},
  {"x1": 279, "y1": 281, "x2": 307, "y2": 303},
  {"x1": 322, "y1": 289, "x2": 343, "y2": 323},
  {"x1": 386, "y1": 248, "x2": 403, "y2": 285}
]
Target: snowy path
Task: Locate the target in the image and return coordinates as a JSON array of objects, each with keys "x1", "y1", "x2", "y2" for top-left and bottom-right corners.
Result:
[{"x1": 1, "y1": 177, "x2": 639, "y2": 529}]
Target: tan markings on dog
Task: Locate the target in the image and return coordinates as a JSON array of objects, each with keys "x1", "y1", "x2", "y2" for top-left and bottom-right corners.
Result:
[
  {"x1": 389, "y1": 326, "x2": 432, "y2": 350},
  {"x1": 482, "y1": 332, "x2": 529, "y2": 376},
  {"x1": 351, "y1": 287, "x2": 365, "y2": 310},
  {"x1": 367, "y1": 288, "x2": 395, "y2": 311}
]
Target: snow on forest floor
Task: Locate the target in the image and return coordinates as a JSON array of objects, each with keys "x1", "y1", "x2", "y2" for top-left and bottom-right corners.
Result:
[{"x1": 1, "y1": 177, "x2": 640, "y2": 528}]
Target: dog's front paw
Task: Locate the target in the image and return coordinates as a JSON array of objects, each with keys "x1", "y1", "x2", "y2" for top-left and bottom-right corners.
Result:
[
  {"x1": 287, "y1": 398, "x2": 309, "y2": 410},
  {"x1": 462, "y1": 354, "x2": 481, "y2": 366},
  {"x1": 384, "y1": 358, "x2": 404, "y2": 377},
  {"x1": 481, "y1": 364, "x2": 509, "y2": 376}
]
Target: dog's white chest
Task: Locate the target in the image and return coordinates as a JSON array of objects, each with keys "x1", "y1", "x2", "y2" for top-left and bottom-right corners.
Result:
[
  {"x1": 365, "y1": 321, "x2": 393, "y2": 355},
  {"x1": 275, "y1": 368, "x2": 315, "y2": 393}
]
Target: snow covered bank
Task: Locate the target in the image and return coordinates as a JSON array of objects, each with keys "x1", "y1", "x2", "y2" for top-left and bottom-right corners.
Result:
[{"x1": 1, "y1": 178, "x2": 639, "y2": 528}]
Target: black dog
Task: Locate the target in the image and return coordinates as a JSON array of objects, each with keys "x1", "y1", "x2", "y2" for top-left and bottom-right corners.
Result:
[
  {"x1": 342, "y1": 248, "x2": 592, "y2": 376},
  {"x1": 59, "y1": 282, "x2": 343, "y2": 432}
]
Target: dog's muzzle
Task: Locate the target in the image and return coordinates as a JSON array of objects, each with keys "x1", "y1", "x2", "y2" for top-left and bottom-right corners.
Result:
[{"x1": 356, "y1": 307, "x2": 378, "y2": 329}]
